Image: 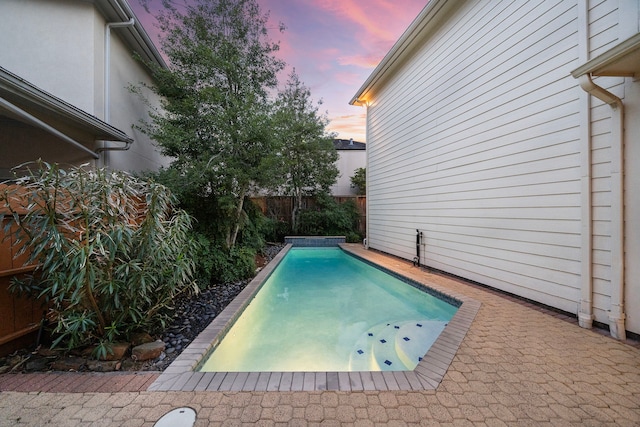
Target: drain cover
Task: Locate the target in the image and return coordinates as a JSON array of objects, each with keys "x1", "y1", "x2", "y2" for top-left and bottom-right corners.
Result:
[{"x1": 154, "y1": 407, "x2": 196, "y2": 427}]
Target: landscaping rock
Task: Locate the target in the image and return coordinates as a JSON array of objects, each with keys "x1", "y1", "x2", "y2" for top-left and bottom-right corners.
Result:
[
  {"x1": 87, "y1": 360, "x2": 120, "y2": 372},
  {"x1": 81, "y1": 342, "x2": 130, "y2": 361},
  {"x1": 25, "y1": 356, "x2": 51, "y2": 371},
  {"x1": 103, "y1": 342, "x2": 130, "y2": 361},
  {"x1": 50, "y1": 357, "x2": 86, "y2": 371},
  {"x1": 36, "y1": 348, "x2": 62, "y2": 358},
  {"x1": 131, "y1": 341, "x2": 165, "y2": 361},
  {"x1": 130, "y1": 332, "x2": 154, "y2": 346}
]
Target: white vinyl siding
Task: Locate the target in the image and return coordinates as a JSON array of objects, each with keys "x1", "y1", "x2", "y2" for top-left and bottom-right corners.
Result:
[{"x1": 366, "y1": 0, "x2": 584, "y2": 312}]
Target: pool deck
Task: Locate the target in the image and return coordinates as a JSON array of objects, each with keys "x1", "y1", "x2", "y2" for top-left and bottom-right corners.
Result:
[{"x1": 1, "y1": 243, "x2": 639, "y2": 425}]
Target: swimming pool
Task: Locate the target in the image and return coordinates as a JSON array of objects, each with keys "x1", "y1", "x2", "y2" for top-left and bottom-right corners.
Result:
[
  {"x1": 149, "y1": 244, "x2": 481, "y2": 392},
  {"x1": 199, "y1": 247, "x2": 458, "y2": 372}
]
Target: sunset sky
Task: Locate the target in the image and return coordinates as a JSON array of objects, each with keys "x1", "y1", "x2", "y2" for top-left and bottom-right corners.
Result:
[{"x1": 130, "y1": 0, "x2": 428, "y2": 142}]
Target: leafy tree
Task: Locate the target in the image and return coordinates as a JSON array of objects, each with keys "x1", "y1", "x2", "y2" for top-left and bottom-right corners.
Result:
[
  {"x1": 136, "y1": 0, "x2": 285, "y2": 249},
  {"x1": 273, "y1": 71, "x2": 339, "y2": 232},
  {"x1": 0, "y1": 162, "x2": 197, "y2": 358},
  {"x1": 350, "y1": 167, "x2": 366, "y2": 195}
]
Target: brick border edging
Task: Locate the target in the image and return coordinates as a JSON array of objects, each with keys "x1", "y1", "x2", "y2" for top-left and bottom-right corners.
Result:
[{"x1": 0, "y1": 372, "x2": 159, "y2": 393}]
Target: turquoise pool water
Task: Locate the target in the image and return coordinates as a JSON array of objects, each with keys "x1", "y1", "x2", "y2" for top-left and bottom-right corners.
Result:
[{"x1": 199, "y1": 248, "x2": 458, "y2": 372}]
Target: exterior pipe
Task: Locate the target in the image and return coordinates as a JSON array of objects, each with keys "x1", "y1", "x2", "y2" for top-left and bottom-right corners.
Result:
[
  {"x1": 577, "y1": 2, "x2": 593, "y2": 331},
  {"x1": 105, "y1": 18, "x2": 135, "y2": 123},
  {"x1": 102, "y1": 17, "x2": 135, "y2": 164},
  {"x1": 577, "y1": 74, "x2": 626, "y2": 340},
  {"x1": 0, "y1": 97, "x2": 99, "y2": 159}
]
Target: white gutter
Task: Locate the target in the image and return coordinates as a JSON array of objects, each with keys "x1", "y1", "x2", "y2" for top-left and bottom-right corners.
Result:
[
  {"x1": 577, "y1": 74, "x2": 626, "y2": 340},
  {"x1": 0, "y1": 97, "x2": 99, "y2": 160}
]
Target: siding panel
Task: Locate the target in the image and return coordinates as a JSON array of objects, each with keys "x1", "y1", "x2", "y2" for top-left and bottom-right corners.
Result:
[{"x1": 366, "y1": 0, "x2": 583, "y2": 311}]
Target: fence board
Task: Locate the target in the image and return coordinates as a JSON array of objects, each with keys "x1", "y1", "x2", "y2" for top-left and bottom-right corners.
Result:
[{"x1": 0, "y1": 186, "x2": 45, "y2": 355}]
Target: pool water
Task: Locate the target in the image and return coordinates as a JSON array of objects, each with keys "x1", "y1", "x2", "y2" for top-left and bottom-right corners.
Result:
[{"x1": 199, "y1": 248, "x2": 458, "y2": 372}]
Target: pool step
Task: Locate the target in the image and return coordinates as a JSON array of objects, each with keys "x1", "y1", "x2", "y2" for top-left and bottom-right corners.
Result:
[
  {"x1": 394, "y1": 320, "x2": 446, "y2": 368},
  {"x1": 370, "y1": 323, "x2": 412, "y2": 370},
  {"x1": 348, "y1": 319, "x2": 447, "y2": 371},
  {"x1": 349, "y1": 323, "x2": 390, "y2": 371}
]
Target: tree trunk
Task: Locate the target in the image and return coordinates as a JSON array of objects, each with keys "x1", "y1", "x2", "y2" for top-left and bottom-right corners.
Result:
[
  {"x1": 292, "y1": 190, "x2": 302, "y2": 233},
  {"x1": 226, "y1": 184, "x2": 248, "y2": 249}
]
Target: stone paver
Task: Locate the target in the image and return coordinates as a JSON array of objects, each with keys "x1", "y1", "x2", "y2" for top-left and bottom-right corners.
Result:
[{"x1": 1, "y1": 245, "x2": 639, "y2": 425}]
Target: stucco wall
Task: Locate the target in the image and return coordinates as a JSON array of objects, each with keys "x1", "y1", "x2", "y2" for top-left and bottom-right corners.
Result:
[
  {"x1": 101, "y1": 19, "x2": 170, "y2": 173},
  {"x1": 331, "y1": 149, "x2": 366, "y2": 196},
  {"x1": 0, "y1": 0, "x2": 97, "y2": 113},
  {"x1": 0, "y1": 0, "x2": 169, "y2": 174}
]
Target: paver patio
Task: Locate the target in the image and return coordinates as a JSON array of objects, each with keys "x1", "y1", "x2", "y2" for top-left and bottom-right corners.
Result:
[{"x1": 1, "y1": 244, "x2": 639, "y2": 426}]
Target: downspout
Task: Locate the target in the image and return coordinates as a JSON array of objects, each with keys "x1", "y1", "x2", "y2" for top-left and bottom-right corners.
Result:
[
  {"x1": 0, "y1": 97, "x2": 99, "y2": 159},
  {"x1": 577, "y1": 2, "x2": 593, "y2": 330},
  {"x1": 364, "y1": 102, "x2": 370, "y2": 250},
  {"x1": 577, "y1": 74, "x2": 626, "y2": 340},
  {"x1": 101, "y1": 17, "x2": 135, "y2": 165}
]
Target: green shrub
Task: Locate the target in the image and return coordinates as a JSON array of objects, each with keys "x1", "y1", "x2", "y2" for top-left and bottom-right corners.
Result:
[
  {"x1": 239, "y1": 198, "x2": 271, "y2": 250},
  {"x1": 1, "y1": 162, "x2": 198, "y2": 358},
  {"x1": 345, "y1": 231, "x2": 363, "y2": 243},
  {"x1": 190, "y1": 232, "x2": 216, "y2": 288},
  {"x1": 297, "y1": 193, "x2": 361, "y2": 239},
  {"x1": 210, "y1": 245, "x2": 256, "y2": 284}
]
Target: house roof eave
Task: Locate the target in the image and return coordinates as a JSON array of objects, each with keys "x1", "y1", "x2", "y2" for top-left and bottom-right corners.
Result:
[
  {"x1": 571, "y1": 32, "x2": 640, "y2": 78},
  {"x1": 94, "y1": 0, "x2": 168, "y2": 70},
  {"x1": 349, "y1": 0, "x2": 459, "y2": 106},
  {"x1": 0, "y1": 66, "x2": 133, "y2": 145}
]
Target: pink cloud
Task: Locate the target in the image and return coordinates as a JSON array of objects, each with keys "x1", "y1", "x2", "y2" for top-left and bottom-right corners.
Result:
[
  {"x1": 337, "y1": 54, "x2": 381, "y2": 69},
  {"x1": 311, "y1": 0, "x2": 426, "y2": 67},
  {"x1": 333, "y1": 71, "x2": 364, "y2": 86},
  {"x1": 327, "y1": 112, "x2": 367, "y2": 142},
  {"x1": 130, "y1": 0, "x2": 425, "y2": 142}
]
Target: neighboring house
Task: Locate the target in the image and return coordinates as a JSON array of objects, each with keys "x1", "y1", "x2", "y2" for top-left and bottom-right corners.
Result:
[
  {"x1": 0, "y1": 0, "x2": 167, "y2": 355},
  {"x1": 351, "y1": 0, "x2": 640, "y2": 338},
  {"x1": 331, "y1": 138, "x2": 366, "y2": 196},
  {"x1": 0, "y1": 0, "x2": 168, "y2": 179}
]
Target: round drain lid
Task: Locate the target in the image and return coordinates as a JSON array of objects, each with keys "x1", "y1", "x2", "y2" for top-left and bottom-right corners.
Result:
[{"x1": 154, "y1": 407, "x2": 196, "y2": 427}]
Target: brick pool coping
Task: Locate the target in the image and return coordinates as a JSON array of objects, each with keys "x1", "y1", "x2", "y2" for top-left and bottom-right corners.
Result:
[{"x1": 148, "y1": 244, "x2": 481, "y2": 392}]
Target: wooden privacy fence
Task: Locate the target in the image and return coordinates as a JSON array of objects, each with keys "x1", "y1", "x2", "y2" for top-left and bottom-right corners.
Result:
[
  {"x1": 250, "y1": 195, "x2": 366, "y2": 236},
  {"x1": 0, "y1": 184, "x2": 45, "y2": 356},
  {"x1": 0, "y1": 183, "x2": 147, "y2": 356}
]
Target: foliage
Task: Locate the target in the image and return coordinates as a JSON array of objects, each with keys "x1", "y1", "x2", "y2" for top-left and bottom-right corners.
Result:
[
  {"x1": 0, "y1": 162, "x2": 198, "y2": 357},
  {"x1": 189, "y1": 231, "x2": 217, "y2": 288},
  {"x1": 272, "y1": 70, "x2": 339, "y2": 232},
  {"x1": 210, "y1": 245, "x2": 256, "y2": 284},
  {"x1": 149, "y1": 169, "x2": 273, "y2": 284},
  {"x1": 350, "y1": 167, "x2": 366, "y2": 195},
  {"x1": 297, "y1": 193, "x2": 361, "y2": 241},
  {"x1": 134, "y1": 0, "x2": 286, "y2": 250},
  {"x1": 238, "y1": 198, "x2": 274, "y2": 250}
]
